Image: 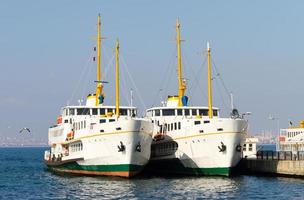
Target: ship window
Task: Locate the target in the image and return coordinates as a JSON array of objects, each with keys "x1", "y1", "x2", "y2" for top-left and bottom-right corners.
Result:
[
  {"x1": 120, "y1": 109, "x2": 128, "y2": 116},
  {"x1": 77, "y1": 108, "x2": 90, "y2": 115},
  {"x1": 163, "y1": 109, "x2": 175, "y2": 116},
  {"x1": 204, "y1": 120, "x2": 210, "y2": 124},
  {"x1": 69, "y1": 109, "x2": 75, "y2": 116},
  {"x1": 155, "y1": 110, "x2": 160, "y2": 116},
  {"x1": 107, "y1": 109, "x2": 113, "y2": 114},
  {"x1": 109, "y1": 119, "x2": 115, "y2": 122},
  {"x1": 243, "y1": 144, "x2": 246, "y2": 151},
  {"x1": 64, "y1": 119, "x2": 68, "y2": 123},
  {"x1": 84, "y1": 121, "x2": 86, "y2": 128},
  {"x1": 249, "y1": 144, "x2": 252, "y2": 151},
  {"x1": 160, "y1": 125, "x2": 163, "y2": 133},
  {"x1": 217, "y1": 128, "x2": 223, "y2": 131},
  {"x1": 213, "y1": 110, "x2": 218, "y2": 116},
  {"x1": 171, "y1": 123, "x2": 174, "y2": 131},
  {"x1": 100, "y1": 130, "x2": 104, "y2": 132},
  {"x1": 168, "y1": 124, "x2": 170, "y2": 131},
  {"x1": 131, "y1": 109, "x2": 136, "y2": 117},
  {"x1": 81, "y1": 121, "x2": 83, "y2": 129},
  {"x1": 100, "y1": 119, "x2": 106, "y2": 123},
  {"x1": 100, "y1": 109, "x2": 105, "y2": 115},
  {"x1": 199, "y1": 109, "x2": 208, "y2": 116},
  {"x1": 184, "y1": 109, "x2": 190, "y2": 116},
  {"x1": 177, "y1": 109, "x2": 183, "y2": 116},
  {"x1": 116, "y1": 127, "x2": 122, "y2": 130},
  {"x1": 192, "y1": 109, "x2": 197, "y2": 116},
  {"x1": 92, "y1": 108, "x2": 98, "y2": 115},
  {"x1": 174, "y1": 123, "x2": 177, "y2": 130},
  {"x1": 194, "y1": 121, "x2": 201, "y2": 125},
  {"x1": 178, "y1": 122, "x2": 181, "y2": 129}
]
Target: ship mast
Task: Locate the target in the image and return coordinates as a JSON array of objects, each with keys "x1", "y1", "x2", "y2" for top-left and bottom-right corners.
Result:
[
  {"x1": 176, "y1": 19, "x2": 186, "y2": 106},
  {"x1": 207, "y1": 42, "x2": 213, "y2": 118},
  {"x1": 115, "y1": 39, "x2": 120, "y2": 117},
  {"x1": 95, "y1": 14, "x2": 104, "y2": 106}
]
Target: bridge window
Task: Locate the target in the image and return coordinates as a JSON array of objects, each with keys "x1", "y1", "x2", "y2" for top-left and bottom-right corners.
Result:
[
  {"x1": 77, "y1": 108, "x2": 90, "y2": 115},
  {"x1": 155, "y1": 110, "x2": 160, "y2": 116},
  {"x1": 100, "y1": 109, "x2": 105, "y2": 115},
  {"x1": 92, "y1": 108, "x2": 98, "y2": 115},
  {"x1": 184, "y1": 109, "x2": 190, "y2": 116},
  {"x1": 199, "y1": 109, "x2": 208, "y2": 116},
  {"x1": 69, "y1": 108, "x2": 75, "y2": 116},
  {"x1": 119, "y1": 109, "x2": 128, "y2": 116},
  {"x1": 177, "y1": 109, "x2": 183, "y2": 116},
  {"x1": 192, "y1": 109, "x2": 197, "y2": 116},
  {"x1": 163, "y1": 109, "x2": 175, "y2": 116},
  {"x1": 213, "y1": 110, "x2": 218, "y2": 116}
]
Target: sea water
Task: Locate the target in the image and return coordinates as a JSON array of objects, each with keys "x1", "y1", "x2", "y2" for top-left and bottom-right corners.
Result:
[{"x1": 0, "y1": 147, "x2": 303, "y2": 199}]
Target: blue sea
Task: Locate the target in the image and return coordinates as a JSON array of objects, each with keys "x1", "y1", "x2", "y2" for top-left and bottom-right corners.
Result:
[{"x1": 0, "y1": 147, "x2": 303, "y2": 199}]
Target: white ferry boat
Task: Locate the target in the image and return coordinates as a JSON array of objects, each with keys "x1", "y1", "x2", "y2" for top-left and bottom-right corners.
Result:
[
  {"x1": 145, "y1": 20, "x2": 248, "y2": 176},
  {"x1": 44, "y1": 15, "x2": 153, "y2": 178},
  {"x1": 278, "y1": 120, "x2": 304, "y2": 155}
]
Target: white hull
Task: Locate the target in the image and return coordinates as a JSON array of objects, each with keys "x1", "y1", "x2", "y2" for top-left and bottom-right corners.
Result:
[
  {"x1": 46, "y1": 117, "x2": 153, "y2": 177},
  {"x1": 149, "y1": 117, "x2": 247, "y2": 175}
]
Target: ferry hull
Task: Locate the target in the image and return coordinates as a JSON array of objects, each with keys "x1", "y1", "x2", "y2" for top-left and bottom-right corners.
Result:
[
  {"x1": 46, "y1": 119, "x2": 153, "y2": 178},
  {"x1": 149, "y1": 119, "x2": 247, "y2": 176}
]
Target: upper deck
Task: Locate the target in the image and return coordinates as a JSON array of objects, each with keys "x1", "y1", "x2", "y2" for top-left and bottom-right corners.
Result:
[
  {"x1": 146, "y1": 106, "x2": 219, "y2": 118},
  {"x1": 60, "y1": 105, "x2": 137, "y2": 118}
]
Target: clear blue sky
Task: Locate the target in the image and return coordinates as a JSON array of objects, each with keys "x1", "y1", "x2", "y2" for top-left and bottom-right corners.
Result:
[{"x1": 0, "y1": 0, "x2": 304, "y2": 144}]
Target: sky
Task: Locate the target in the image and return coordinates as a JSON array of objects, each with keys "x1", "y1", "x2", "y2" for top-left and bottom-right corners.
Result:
[{"x1": 0, "y1": 0, "x2": 304, "y2": 145}]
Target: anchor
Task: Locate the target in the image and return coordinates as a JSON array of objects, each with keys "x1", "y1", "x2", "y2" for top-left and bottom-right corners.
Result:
[
  {"x1": 135, "y1": 142, "x2": 141, "y2": 152},
  {"x1": 117, "y1": 141, "x2": 125, "y2": 152},
  {"x1": 218, "y1": 142, "x2": 227, "y2": 152}
]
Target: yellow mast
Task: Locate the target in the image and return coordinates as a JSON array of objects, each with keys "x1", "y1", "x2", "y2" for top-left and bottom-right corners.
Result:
[
  {"x1": 115, "y1": 39, "x2": 120, "y2": 117},
  {"x1": 95, "y1": 14, "x2": 104, "y2": 106},
  {"x1": 176, "y1": 19, "x2": 186, "y2": 106},
  {"x1": 207, "y1": 42, "x2": 213, "y2": 118}
]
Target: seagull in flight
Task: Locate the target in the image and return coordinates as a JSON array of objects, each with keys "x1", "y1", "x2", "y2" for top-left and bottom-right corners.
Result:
[{"x1": 19, "y1": 127, "x2": 31, "y2": 133}]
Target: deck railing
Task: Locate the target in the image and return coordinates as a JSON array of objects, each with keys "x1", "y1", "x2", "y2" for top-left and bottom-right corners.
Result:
[{"x1": 256, "y1": 151, "x2": 304, "y2": 161}]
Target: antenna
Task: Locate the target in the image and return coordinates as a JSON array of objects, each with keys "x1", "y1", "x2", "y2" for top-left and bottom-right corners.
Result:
[
  {"x1": 230, "y1": 93, "x2": 234, "y2": 110},
  {"x1": 130, "y1": 88, "x2": 133, "y2": 107}
]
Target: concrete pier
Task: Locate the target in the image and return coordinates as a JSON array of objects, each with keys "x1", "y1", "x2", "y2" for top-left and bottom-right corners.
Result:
[{"x1": 240, "y1": 151, "x2": 304, "y2": 176}]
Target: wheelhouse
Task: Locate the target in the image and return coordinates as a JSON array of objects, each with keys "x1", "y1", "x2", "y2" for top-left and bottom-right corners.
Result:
[
  {"x1": 61, "y1": 106, "x2": 137, "y2": 118},
  {"x1": 146, "y1": 107, "x2": 219, "y2": 118}
]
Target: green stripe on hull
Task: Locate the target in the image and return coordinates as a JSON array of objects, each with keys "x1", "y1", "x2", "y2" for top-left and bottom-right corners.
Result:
[
  {"x1": 47, "y1": 162, "x2": 144, "y2": 173},
  {"x1": 182, "y1": 167, "x2": 231, "y2": 176}
]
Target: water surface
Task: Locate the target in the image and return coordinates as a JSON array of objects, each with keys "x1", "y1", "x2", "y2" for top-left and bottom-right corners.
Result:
[{"x1": 0, "y1": 147, "x2": 303, "y2": 199}]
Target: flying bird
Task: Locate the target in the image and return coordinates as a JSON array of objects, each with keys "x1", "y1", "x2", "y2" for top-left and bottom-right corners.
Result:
[{"x1": 19, "y1": 127, "x2": 31, "y2": 133}]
